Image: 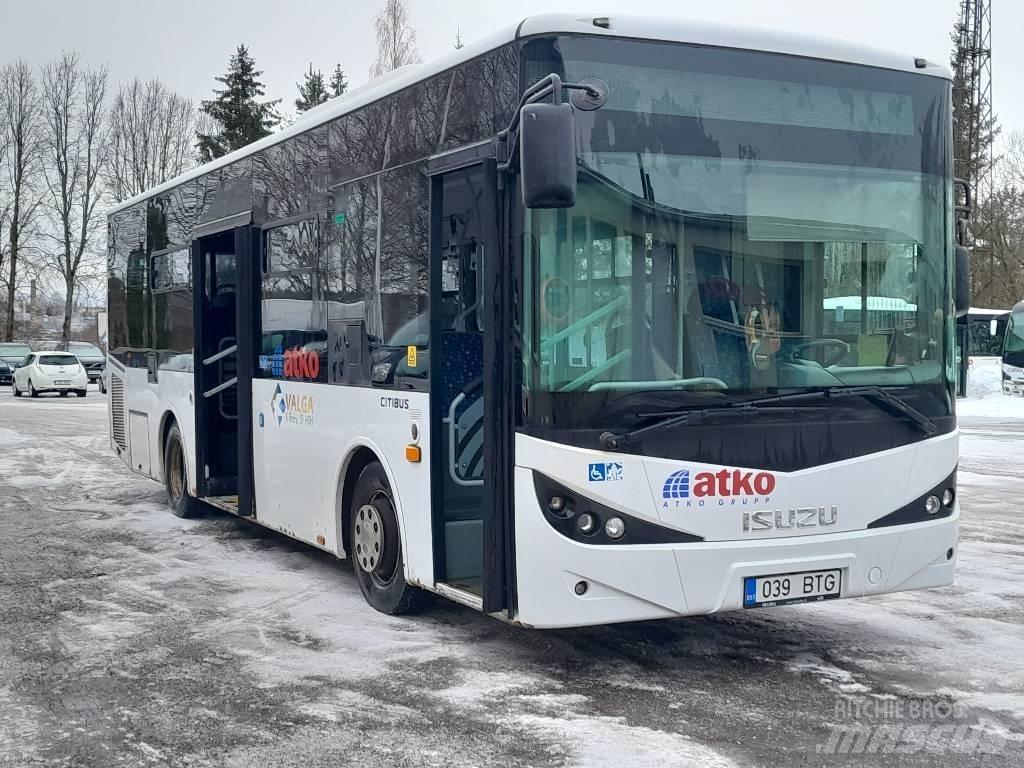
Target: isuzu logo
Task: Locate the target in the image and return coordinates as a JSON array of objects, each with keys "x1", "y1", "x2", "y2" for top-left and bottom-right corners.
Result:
[{"x1": 743, "y1": 506, "x2": 838, "y2": 533}]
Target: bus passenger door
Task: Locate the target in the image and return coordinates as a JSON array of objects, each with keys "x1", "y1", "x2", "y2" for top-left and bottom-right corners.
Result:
[
  {"x1": 192, "y1": 225, "x2": 258, "y2": 518},
  {"x1": 193, "y1": 230, "x2": 239, "y2": 500},
  {"x1": 429, "y1": 160, "x2": 509, "y2": 611}
]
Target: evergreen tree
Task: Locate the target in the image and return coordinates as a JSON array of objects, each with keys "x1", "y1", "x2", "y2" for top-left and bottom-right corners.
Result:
[
  {"x1": 329, "y1": 64, "x2": 348, "y2": 98},
  {"x1": 454, "y1": 29, "x2": 465, "y2": 50},
  {"x1": 295, "y1": 64, "x2": 329, "y2": 113},
  {"x1": 197, "y1": 44, "x2": 281, "y2": 162}
]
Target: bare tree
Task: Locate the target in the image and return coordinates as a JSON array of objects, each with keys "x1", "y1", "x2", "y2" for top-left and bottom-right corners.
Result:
[
  {"x1": 105, "y1": 78, "x2": 199, "y2": 203},
  {"x1": 368, "y1": 0, "x2": 419, "y2": 335},
  {"x1": 1, "y1": 60, "x2": 45, "y2": 341},
  {"x1": 40, "y1": 53, "x2": 108, "y2": 343},
  {"x1": 371, "y1": 0, "x2": 421, "y2": 78},
  {"x1": 972, "y1": 131, "x2": 1024, "y2": 307},
  {"x1": 0, "y1": 83, "x2": 10, "y2": 325}
]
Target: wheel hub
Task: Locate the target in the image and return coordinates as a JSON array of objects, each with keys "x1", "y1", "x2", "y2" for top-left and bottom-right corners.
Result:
[{"x1": 354, "y1": 504, "x2": 385, "y2": 574}]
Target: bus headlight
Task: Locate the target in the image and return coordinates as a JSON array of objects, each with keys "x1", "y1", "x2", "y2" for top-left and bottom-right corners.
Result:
[
  {"x1": 576, "y1": 513, "x2": 597, "y2": 535},
  {"x1": 924, "y1": 495, "x2": 941, "y2": 515},
  {"x1": 604, "y1": 517, "x2": 626, "y2": 539},
  {"x1": 942, "y1": 488, "x2": 955, "y2": 507}
]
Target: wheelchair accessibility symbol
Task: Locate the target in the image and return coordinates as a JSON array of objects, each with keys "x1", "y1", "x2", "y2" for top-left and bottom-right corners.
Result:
[{"x1": 588, "y1": 462, "x2": 624, "y2": 482}]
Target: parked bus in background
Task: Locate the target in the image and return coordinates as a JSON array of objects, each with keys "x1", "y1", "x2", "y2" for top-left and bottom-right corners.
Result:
[
  {"x1": 955, "y1": 307, "x2": 1010, "y2": 396},
  {"x1": 1002, "y1": 301, "x2": 1024, "y2": 395},
  {"x1": 106, "y1": 15, "x2": 968, "y2": 628}
]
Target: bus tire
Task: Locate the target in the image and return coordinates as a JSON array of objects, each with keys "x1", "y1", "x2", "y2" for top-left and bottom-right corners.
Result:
[
  {"x1": 163, "y1": 423, "x2": 203, "y2": 519},
  {"x1": 350, "y1": 461, "x2": 417, "y2": 615}
]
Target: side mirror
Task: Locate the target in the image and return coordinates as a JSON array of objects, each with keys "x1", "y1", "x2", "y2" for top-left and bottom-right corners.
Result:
[
  {"x1": 955, "y1": 245, "x2": 970, "y2": 318},
  {"x1": 520, "y1": 103, "x2": 576, "y2": 209}
]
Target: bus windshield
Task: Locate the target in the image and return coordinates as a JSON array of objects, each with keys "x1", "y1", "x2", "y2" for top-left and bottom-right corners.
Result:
[
  {"x1": 1005, "y1": 309, "x2": 1024, "y2": 355},
  {"x1": 522, "y1": 37, "x2": 953, "y2": 429}
]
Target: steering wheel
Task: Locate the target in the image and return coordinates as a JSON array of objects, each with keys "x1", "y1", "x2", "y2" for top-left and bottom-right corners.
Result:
[{"x1": 790, "y1": 339, "x2": 850, "y2": 368}]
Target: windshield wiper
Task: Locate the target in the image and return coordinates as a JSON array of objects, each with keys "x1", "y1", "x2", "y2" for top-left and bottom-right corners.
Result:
[
  {"x1": 824, "y1": 385, "x2": 938, "y2": 437},
  {"x1": 599, "y1": 404, "x2": 819, "y2": 450},
  {"x1": 598, "y1": 385, "x2": 937, "y2": 451}
]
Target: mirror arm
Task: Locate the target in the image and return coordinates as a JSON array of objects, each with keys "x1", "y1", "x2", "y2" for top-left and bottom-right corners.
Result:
[{"x1": 496, "y1": 73, "x2": 605, "y2": 173}]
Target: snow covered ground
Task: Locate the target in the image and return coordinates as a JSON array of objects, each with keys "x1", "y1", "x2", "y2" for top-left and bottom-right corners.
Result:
[
  {"x1": 961, "y1": 357, "x2": 1024, "y2": 418},
  {"x1": 0, "y1": 384, "x2": 1022, "y2": 767}
]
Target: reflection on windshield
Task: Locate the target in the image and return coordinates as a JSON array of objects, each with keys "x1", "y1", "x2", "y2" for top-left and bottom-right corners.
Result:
[{"x1": 525, "y1": 156, "x2": 948, "y2": 397}]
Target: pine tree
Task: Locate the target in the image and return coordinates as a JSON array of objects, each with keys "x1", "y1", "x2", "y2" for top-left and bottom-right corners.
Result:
[
  {"x1": 454, "y1": 29, "x2": 465, "y2": 50},
  {"x1": 329, "y1": 64, "x2": 348, "y2": 98},
  {"x1": 197, "y1": 44, "x2": 281, "y2": 162},
  {"x1": 295, "y1": 64, "x2": 329, "y2": 113}
]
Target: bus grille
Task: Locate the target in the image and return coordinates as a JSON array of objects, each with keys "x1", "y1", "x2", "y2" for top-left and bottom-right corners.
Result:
[{"x1": 110, "y1": 373, "x2": 127, "y2": 450}]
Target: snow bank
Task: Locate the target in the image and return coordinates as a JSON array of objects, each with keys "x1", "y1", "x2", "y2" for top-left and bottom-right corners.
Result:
[
  {"x1": 967, "y1": 358, "x2": 1004, "y2": 399},
  {"x1": 960, "y1": 358, "x2": 1024, "y2": 418}
]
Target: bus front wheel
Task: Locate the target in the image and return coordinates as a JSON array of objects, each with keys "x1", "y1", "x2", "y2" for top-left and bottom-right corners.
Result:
[
  {"x1": 350, "y1": 461, "x2": 417, "y2": 615},
  {"x1": 163, "y1": 423, "x2": 203, "y2": 519}
]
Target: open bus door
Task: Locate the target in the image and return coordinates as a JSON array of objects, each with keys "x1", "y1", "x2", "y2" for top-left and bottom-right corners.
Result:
[
  {"x1": 427, "y1": 154, "x2": 515, "y2": 614},
  {"x1": 191, "y1": 224, "x2": 260, "y2": 517}
]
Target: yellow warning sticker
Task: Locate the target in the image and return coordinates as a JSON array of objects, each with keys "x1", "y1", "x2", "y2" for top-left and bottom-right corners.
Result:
[{"x1": 407, "y1": 345, "x2": 417, "y2": 368}]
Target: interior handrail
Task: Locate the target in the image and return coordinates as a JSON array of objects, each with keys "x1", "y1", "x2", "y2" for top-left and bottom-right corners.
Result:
[
  {"x1": 558, "y1": 349, "x2": 631, "y2": 392},
  {"x1": 442, "y1": 391, "x2": 485, "y2": 488},
  {"x1": 203, "y1": 377, "x2": 238, "y2": 398},
  {"x1": 587, "y1": 377, "x2": 728, "y2": 392},
  {"x1": 540, "y1": 295, "x2": 627, "y2": 351},
  {"x1": 203, "y1": 344, "x2": 237, "y2": 366}
]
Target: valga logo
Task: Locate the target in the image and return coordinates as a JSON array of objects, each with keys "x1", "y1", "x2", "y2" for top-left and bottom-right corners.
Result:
[
  {"x1": 662, "y1": 468, "x2": 776, "y2": 509},
  {"x1": 270, "y1": 383, "x2": 315, "y2": 427},
  {"x1": 283, "y1": 348, "x2": 320, "y2": 380}
]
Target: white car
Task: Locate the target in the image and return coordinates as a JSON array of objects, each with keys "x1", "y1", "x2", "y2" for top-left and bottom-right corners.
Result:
[{"x1": 12, "y1": 351, "x2": 89, "y2": 398}]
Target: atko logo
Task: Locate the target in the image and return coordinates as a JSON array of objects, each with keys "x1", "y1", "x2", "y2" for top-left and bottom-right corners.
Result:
[
  {"x1": 284, "y1": 348, "x2": 320, "y2": 380},
  {"x1": 663, "y1": 470, "x2": 691, "y2": 499},
  {"x1": 662, "y1": 467, "x2": 775, "y2": 508}
]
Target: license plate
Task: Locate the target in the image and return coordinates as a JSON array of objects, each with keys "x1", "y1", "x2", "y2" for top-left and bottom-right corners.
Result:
[
  {"x1": 743, "y1": 569, "x2": 842, "y2": 608},
  {"x1": 55, "y1": 380, "x2": 71, "y2": 385}
]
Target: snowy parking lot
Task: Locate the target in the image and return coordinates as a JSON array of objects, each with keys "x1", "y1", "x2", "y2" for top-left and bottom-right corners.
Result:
[{"x1": 0, "y1": 383, "x2": 1022, "y2": 767}]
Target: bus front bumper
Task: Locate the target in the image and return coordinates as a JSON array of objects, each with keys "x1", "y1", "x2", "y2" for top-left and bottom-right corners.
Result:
[{"x1": 512, "y1": 467, "x2": 959, "y2": 629}]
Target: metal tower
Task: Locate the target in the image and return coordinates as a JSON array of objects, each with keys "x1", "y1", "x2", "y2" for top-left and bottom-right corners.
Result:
[{"x1": 953, "y1": 0, "x2": 994, "y2": 204}]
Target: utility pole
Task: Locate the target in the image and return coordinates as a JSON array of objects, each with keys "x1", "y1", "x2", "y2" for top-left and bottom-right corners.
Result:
[{"x1": 952, "y1": 0, "x2": 995, "y2": 302}]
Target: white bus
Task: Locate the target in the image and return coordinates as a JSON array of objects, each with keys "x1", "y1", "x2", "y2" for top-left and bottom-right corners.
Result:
[{"x1": 106, "y1": 14, "x2": 967, "y2": 628}]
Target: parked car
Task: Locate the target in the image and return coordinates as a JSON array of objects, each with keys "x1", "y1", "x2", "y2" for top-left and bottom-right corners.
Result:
[
  {"x1": 0, "y1": 342, "x2": 33, "y2": 386},
  {"x1": 0, "y1": 342, "x2": 33, "y2": 372},
  {"x1": 12, "y1": 351, "x2": 89, "y2": 398},
  {"x1": 54, "y1": 341, "x2": 106, "y2": 384}
]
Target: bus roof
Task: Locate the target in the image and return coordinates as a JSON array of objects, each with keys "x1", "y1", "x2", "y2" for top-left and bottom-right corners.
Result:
[
  {"x1": 108, "y1": 13, "x2": 951, "y2": 217},
  {"x1": 967, "y1": 307, "x2": 1011, "y2": 316}
]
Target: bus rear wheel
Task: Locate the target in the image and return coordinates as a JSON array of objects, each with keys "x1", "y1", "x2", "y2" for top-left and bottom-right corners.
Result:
[
  {"x1": 350, "y1": 461, "x2": 417, "y2": 615},
  {"x1": 164, "y1": 423, "x2": 202, "y2": 519}
]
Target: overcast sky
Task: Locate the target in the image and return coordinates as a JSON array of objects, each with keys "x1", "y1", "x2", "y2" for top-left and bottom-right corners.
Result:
[{"x1": 1, "y1": 0, "x2": 1020, "y2": 135}]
